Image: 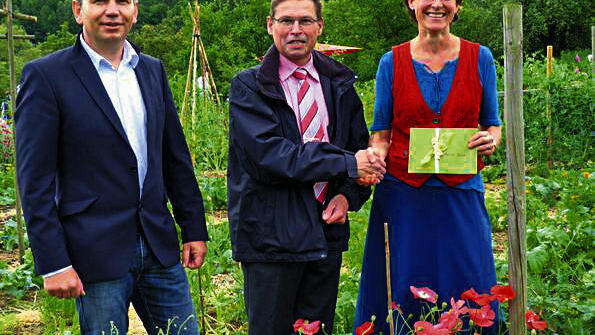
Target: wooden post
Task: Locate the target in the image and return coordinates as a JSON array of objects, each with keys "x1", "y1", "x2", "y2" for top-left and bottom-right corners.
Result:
[
  {"x1": 546, "y1": 46, "x2": 553, "y2": 169},
  {"x1": 591, "y1": 26, "x2": 594, "y2": 76},
  {"x1": 503, "y1": 4, "x2": 527, "y2": 335},
  {"x1": 5, "y1": 0, "x2": 26, "y2": 265},
  {"x1": 384, "y1": 223, "x2": 395, "y2": 335},
  {"x1": 2, "y1": 0, "x2": 37, "y2": 264}
]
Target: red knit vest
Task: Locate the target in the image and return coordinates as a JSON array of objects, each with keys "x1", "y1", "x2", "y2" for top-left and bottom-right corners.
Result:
[{"x1": 386, "y1": 39, "x2": 484, "y2": 188}]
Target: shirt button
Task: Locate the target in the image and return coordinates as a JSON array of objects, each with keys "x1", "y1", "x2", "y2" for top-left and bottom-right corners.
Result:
[{"x1": 433, "y1": 118, "x2": 439, "y2": 124}]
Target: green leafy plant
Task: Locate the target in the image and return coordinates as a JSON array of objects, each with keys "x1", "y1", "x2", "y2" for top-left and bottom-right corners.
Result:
[
  {"x1": 0, "y1": 218, "x2": 25, "y2": 251},
  {"x1": 492, "y1": 168, "x2": 594, "y2": 334},
  {"x1": 0, "y1": 250, "x2": 41, "y2": 299},
  {"x1": 0, "y1": 163, "x2": 15, "y2": 206}
]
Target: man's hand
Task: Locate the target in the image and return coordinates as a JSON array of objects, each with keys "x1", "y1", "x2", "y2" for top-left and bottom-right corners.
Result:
[
  {"x1": 182, "y1": 241, "x2": 208, "y2": 269},
  {"x1": 322, "y1": 194, "x2": 349, "y2": 224},
  {"x1": 355, "y1": 147, "x2": 386, "y2": 181},
  {"x1": 44, "y1": 268, "x2": 85, "y2": 299},
  {"x1": 356, "y1": 131, "x2": 391, "y2": 186}
]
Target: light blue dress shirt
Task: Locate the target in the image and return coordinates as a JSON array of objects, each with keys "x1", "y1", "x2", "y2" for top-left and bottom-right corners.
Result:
[{"x1": 80, "y1": 35, "x2": 148, "y2": 196}]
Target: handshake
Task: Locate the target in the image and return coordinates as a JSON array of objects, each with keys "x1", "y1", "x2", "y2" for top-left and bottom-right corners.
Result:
[{"x1": 355, "y1": 147, "x2": 386, "y2": 186}]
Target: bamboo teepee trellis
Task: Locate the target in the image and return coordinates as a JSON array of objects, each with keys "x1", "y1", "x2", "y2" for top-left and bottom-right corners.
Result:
[
  {"x1": 181, "y1": 3, "x2": 221, "y2": 333},
  {"x1": 181, "y1": 0, "x2": 223, "y2": 144}
]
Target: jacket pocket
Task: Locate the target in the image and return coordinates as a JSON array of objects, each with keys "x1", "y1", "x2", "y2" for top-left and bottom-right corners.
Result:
[{"x1": 58, "y1": 196, "x2": 98, "y2": 218}]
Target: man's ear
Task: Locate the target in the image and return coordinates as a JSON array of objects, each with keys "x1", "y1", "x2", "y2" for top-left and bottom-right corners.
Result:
[
  {"x1": 317, "y1": 17, "x2": 324, "y2": 37},
  {"x1": 266, "y1": 16, "x2": 273, "y2": 36},
  {"x1": 72, "y1": 0, "x2": 83, "y2": 25},
  {"x1": 133, "y1": 1, "x2": 139, "y2": 24}
]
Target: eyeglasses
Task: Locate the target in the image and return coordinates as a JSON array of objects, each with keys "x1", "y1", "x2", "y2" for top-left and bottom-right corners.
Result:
[{"x1": 272, "y1": 16, "x2": 320, "y2": 27}]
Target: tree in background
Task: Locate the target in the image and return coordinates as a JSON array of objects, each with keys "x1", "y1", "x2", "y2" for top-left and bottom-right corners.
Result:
[
  {"x1": 322, "y1": 0, "x2": 416, "y2": 81},
  {"x1": 14, "y1": 0, "x2": 77, "y2": 41},
  {"x1": 5, "y1": 0, "x2": 595, "y2": 96}
]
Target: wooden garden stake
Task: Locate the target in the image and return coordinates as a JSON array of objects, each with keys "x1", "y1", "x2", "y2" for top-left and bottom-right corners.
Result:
[
  {"x1": 503, "y1": 4, "x2": 528, "y2": 335},
  {"x1": 546, "y1": 46, "x2": 553, "y2": 170},
  {"x1": 591, "y1": 26, "x2": 594, "y2": 76},
  {"x1": 1, "y1": 0, "x2": 37, "y2": 264},
  {"x1": 384, "y1": 222, "x2": 395, "y2": 335},
  {"x1": 197, "y1": 268, "x2": 207, "y2": 335},
  {"x1": 181, "y1": 34, "x2": 195, "y2": 131},
  {"x1": 181, "y1": 1, "x2": 224, "y2": 145}
]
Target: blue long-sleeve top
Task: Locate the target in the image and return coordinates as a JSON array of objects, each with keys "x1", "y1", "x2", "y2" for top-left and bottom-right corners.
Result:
[{"x1": 372, "y1": 45, "x2": 501, "y2": 192}]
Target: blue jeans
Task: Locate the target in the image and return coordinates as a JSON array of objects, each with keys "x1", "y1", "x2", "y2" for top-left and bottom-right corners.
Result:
[{"x1": 75, "y1": 234, "x2": 199, "y2": 335}]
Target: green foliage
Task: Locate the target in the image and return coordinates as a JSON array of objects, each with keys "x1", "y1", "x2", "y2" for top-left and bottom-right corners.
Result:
[
  {"x1": 334, "y1": 201, "x2": 371, "y2": 333},
  {"x1": 198, "y1": 176, "x2": 227, "y2": 211},
  {"x1": 521, "y1": 0, "x2": 594, "y2": 56},
  {"x1": 168, "y1": 70, "x2": 229, "y2": 172},
  {"x1": 198, "y1": 0, "x2": 270, "y2": 96},
  {"x1": 14, "y1": 0, "x2": 78, "y2": 42},
  {"x1": 0, "y1": 250, "x2": 41, "y2": 299},
  {"x1": 354, "y1": 80, "x2": 375, "y2": 125},
  {"x1": 0, "y1": 218, "x2": 24, "y2": 251},
  {"x1": 322, "y1": 0, "x2": 415, "y2": 81},
  {"x1": 136, "y1": 0, "x2": 185, "y2": 27},
  {"x1": 36, "y1": 22, "x2": 76, "y2": 56},
  {"x1": 130, "y1": 11, "x2": 192, "y2": 77},
  {"x1": 6, "y1": 0, "x2": 595, "y2": 97},
  {"x1": 40, "y1": 292, "x2": 79, "y2": 335},
  {"x1": 492, "y1": 169, "x2": 595, "y2": 334},
  {"x1": 0, "y1": 23, "x2": 41, "y2": 94},
  {"x1": 0, "y1": 164, "x2": 15, "y2": 206},
  {"x1": 186, "y1": 214, "x2": 247, "y2": 334},
  {"x1": 0, "y1": 313, "x2": 19, "y2": 335},
  {"x1": 522, "y1": 53, "x2": 594, "y2": 167}
]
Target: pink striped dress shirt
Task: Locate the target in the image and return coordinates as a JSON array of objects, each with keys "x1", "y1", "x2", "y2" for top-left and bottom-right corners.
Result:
[{"x1": 279, "y1": 54, "x2": 330, "y2": 143}]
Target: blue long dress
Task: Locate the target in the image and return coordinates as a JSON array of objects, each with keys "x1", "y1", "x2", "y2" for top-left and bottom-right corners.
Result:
[{"x1": 353, "y1": 46, "x2": 503, "y2": 335}]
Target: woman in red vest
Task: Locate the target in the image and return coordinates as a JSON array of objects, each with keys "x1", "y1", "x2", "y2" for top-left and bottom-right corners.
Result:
[{"x1": 354, "y1": 0, "x2": 503, "y2": 334}]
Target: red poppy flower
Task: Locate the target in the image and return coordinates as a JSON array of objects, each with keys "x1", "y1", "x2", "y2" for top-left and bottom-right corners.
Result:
[
  {"x1": 293, "y1": 319, "x2": 321, "y2": 335},
  {"x1": 490, "y1": 284, "x2": 516, "y2": 302},
  {"x1": 355, "y1": 321, "x2": 374, "y2": 335},
  {"x1": 414, "y1": 321, "x2": 450, "y2": 335},
  {"x1": 436, "y1": 312, "x2": 463, "y2": 332},
  {"x1": 391, "y1": 301, "x2": 402, "y2": 314},
  {"x1": 525, "y1": 310, "x2": 548, "y2": 330},
  {"x1": 436, "y1": 297, "x2": 468, "y2": 331},
  {"x1": 410, "y1": 286, "x2": 438, "y2": 304},
  {"x1": 468, "y1": 305, "x2": 496, "y2": 327},
  {"x1": 461, "y1": 288, "x2": 495, "y2": 306}
]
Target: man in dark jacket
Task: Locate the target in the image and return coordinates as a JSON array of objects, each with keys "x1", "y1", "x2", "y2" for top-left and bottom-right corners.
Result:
[{"x1": 227, "y1": 1, "x2": 385, "y2": 334}]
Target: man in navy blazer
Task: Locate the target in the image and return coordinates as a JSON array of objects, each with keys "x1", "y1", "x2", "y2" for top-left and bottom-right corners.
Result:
[{"x1": 15, "y1": 1, "x2": 207, "y2": 334}]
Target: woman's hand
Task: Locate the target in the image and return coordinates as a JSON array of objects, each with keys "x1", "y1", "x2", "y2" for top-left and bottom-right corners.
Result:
[
  {"x1": 468, "y1": 126, "x2": 502, "y2": 157},
  {"x1": 357, "y1": 130, "x2": 391, "y2": 186}
]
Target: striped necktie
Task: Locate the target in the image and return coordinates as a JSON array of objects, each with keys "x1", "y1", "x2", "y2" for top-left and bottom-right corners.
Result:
[{"x1": 293, "y1": 68, "x2": 328, "y2": 203}]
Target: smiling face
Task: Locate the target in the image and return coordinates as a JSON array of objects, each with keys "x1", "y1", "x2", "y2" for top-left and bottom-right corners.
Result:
[
  {"x1": 407, "y1": 0, "x2": 460, "y2": 34},
  {"x1": 72, "y1": 0, "x2": 137, "y2": 50},
  {"x1": 267, "y1": 0, "x2": 323, "y2": 66}
]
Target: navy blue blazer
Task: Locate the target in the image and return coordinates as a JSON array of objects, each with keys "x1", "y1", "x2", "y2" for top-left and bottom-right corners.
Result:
[{"x1": 15, "y1": 36, "x2": 208, "y2": 284}]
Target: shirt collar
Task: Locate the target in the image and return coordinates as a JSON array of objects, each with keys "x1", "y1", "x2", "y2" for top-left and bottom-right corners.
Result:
[
  {"x1": 278, "y1": 53, "x2": 320, "y2": 82},
  {"x1": 79, "y1": 35, "x2": 139, "y2": 71}
]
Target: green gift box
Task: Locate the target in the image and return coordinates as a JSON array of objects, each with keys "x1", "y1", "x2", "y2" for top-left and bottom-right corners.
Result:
[{"x1": 408, "y1": 128, "x2": 478, "y2": 174}]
